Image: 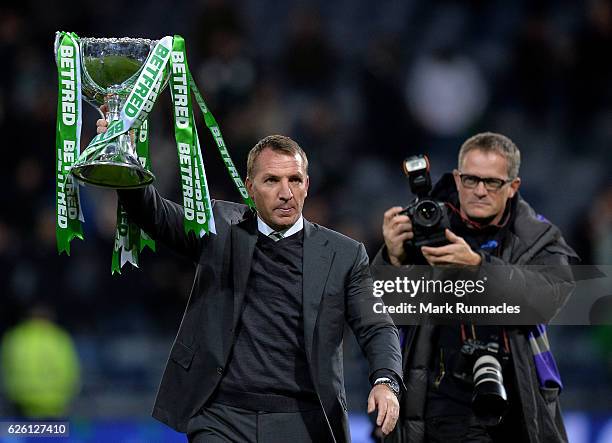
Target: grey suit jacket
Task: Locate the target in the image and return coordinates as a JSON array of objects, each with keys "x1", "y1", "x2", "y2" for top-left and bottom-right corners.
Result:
[{"x1": 119, "y1": 186, "x2": 403, "y2": 443}]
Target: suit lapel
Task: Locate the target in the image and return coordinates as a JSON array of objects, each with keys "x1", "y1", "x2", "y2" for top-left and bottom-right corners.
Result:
[
  {"x1": 302, "y1": 220, "x2": 334, "y2": 363},
  {"x1": 231, "y1": 211, "x2": 258, "y2": 328}
]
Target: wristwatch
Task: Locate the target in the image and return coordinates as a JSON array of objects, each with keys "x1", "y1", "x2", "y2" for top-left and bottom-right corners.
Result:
[{"x1": 374, "y1": 377, "x2": 401, "y2": 400}]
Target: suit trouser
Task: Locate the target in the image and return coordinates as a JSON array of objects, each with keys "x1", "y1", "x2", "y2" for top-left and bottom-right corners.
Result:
[{"x1": 187, "y1": 402, "x2": 334, "y2": 443}]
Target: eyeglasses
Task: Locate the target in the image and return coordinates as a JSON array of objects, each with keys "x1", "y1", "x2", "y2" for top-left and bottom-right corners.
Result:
[{"x1": 457, "y1": 173, "x2": 513, "y2": 191}]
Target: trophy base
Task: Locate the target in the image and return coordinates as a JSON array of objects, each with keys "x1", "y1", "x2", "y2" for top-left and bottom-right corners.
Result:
[{"x1": 71, "y1": 156, "x2": 155, "y2": 189}]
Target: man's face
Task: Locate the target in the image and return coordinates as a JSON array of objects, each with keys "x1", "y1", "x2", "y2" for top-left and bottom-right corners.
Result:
[
  {"x1": 246, "y1": 147, "x2": 309, "y2": 230},
  {"x1": 453, "y1": 149, "x2": 521, "y2": 225}
]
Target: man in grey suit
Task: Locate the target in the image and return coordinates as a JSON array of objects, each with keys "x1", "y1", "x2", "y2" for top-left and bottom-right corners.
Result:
[{"x1": 97, "y1": 118, "x2": 403, "y2": 442}]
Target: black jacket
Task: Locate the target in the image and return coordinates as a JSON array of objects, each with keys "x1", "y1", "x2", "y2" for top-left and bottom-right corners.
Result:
[
  {"x1": 374, "y1": 174, "x2": 578, "y2": 443},
  {"x1": 119, "y1": 186, "x2": 403, "y2": 443}
]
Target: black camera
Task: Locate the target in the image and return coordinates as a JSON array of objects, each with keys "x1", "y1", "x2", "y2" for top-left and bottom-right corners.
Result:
[
  {"x1": 400, "y1": 155, "x2": 450, "y2": 248},
  {"x1": 452, "y1": 339, "x2": 509, "y2": 426}
]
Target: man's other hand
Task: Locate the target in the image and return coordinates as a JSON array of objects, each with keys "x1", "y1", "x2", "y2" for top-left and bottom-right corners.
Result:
[
  {"x1": 421, "y1": 229, "x2": 482, "y2": 266},
  {"x1": 383, "y1": 206, "x2": 413, "y2": 267},
  {"x1": 367, "y1": 384, "x2": 400, "y2": 436}
]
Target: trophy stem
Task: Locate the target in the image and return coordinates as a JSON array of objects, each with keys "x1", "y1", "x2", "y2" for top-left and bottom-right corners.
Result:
[
  {"x1": 105, "y1": 91, "x2": 121, "y2": 122},
  {"x1": 103, "y1": 91, "x2": 135, "y2": 157}
]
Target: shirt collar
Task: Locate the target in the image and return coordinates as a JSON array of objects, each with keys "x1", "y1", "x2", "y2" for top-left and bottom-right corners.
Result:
[{"x1": 257, "y1": 216, "x2": 304, "y2": 238}]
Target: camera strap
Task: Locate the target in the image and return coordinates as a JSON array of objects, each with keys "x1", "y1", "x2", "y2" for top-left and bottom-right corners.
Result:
[{"x1": 460, "y1": 324, "x2": 511, "y2": 354}]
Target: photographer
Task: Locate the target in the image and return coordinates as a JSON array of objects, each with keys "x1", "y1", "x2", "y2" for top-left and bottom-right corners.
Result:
[{"x1": 375, "y1": 133, "x2": 578, "y2": 442}]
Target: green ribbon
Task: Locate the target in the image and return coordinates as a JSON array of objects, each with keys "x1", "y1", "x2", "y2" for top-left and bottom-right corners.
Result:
[
  {"x1": 111, "y1": 203, "x2": 139, "y2": 274},
  {"x1": 54, "y1": 31, "x2": 84, "y2": 254},
  {"x1": 111, "y1": 120, "x2": 155, "y2": 274},
  {"x1": 169, "y1": 35, "x2": 215, "y2": 237},
  {"x1": 135, "y1": 120, "x2": 156, "y2": 253},
  {"x1": 188, "y1": 71, "x2": 255, "y2": 209}
]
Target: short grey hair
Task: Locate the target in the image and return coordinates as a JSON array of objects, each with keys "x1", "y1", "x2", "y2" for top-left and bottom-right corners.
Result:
[
  {"x1": 458, "y1": 132, "x2": 521, "y2": 179},
  {"x1": 247, "y1": 135, "x2": 308, "y2": 178}
]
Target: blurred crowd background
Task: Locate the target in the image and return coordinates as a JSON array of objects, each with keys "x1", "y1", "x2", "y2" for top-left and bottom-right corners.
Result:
[{"x1": 1, "y1": 0, "x2": 611, "y2": 441}]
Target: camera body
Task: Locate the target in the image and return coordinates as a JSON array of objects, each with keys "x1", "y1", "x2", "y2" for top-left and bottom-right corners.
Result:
[{"x1": 400, "y1": 155, "x2": 450, "y2": 248}]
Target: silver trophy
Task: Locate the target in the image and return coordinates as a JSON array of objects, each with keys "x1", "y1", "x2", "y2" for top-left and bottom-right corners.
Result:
[{"x1": 72, "y1": 37, "x2": 167, "y2": 188}]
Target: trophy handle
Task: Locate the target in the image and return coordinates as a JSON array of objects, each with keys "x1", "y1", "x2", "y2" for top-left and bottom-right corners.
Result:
[
  {"x1": 95, "y1": 103, "x2": 105, "y2": 120},
  {"x1": 82, "y1": 95, "x2": 106, "y2": 119}
]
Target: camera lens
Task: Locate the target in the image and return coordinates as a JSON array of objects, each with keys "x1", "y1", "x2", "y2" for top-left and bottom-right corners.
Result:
[
  {"x1": 413, "y1": 200, "x2": 441, "y2": 228},
  {"x1": 471, "y1": 355, "x2": 508, "y2": 426}
]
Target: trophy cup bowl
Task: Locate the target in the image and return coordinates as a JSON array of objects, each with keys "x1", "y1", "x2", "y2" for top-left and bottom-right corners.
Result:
[{"x1": 71, "y1": 37, "x2": 166, "y2": 189}]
